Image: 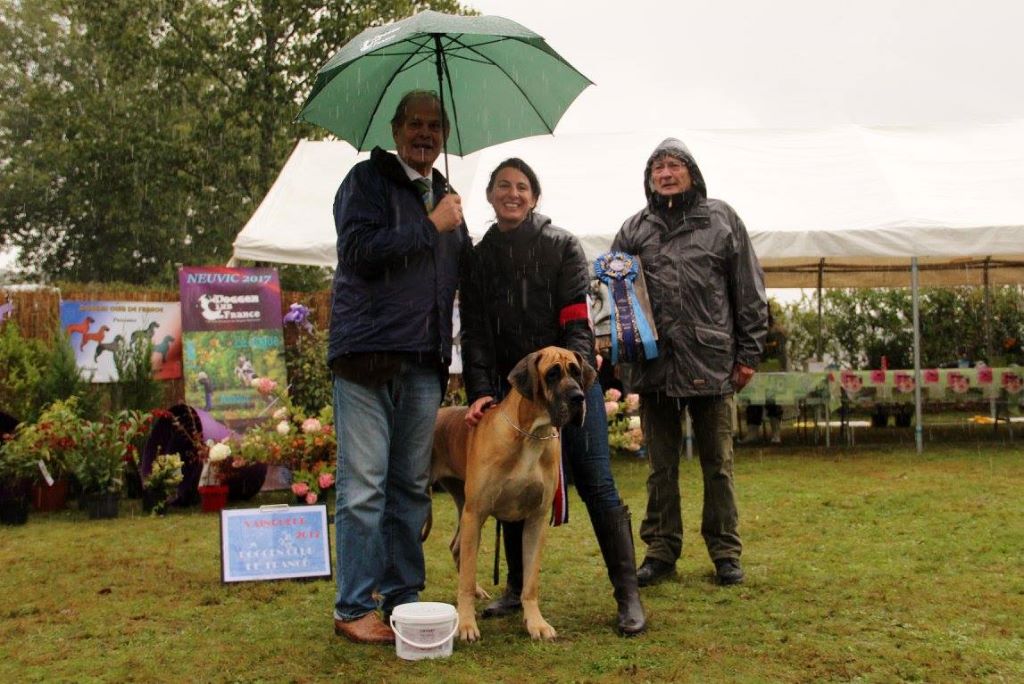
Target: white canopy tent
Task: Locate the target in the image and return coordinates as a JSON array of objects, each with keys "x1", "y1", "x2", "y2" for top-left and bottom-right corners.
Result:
[
  {"x1": 233, "y1": 121, "x2": 1024, "y2": 453},
  {"x1": 233, "y1": 120, "x2": 1024, "y2": 287}
]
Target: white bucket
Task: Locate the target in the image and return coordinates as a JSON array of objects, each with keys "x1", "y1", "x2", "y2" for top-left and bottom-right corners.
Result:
[{"x1": 389, "y1": 602, "x2": 459, "y2": 661}]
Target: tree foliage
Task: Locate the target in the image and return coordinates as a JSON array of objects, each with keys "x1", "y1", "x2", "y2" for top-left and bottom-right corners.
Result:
[
  {"x1": 0, "y1": 0, "x2": 468, "y2": 284},
  {"x1": 780, "y1": 286, "x2": 1024, "y2": 369}
]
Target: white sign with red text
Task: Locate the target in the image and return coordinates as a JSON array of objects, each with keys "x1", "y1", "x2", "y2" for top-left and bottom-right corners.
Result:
[{"x1": 220, "y1": 505, "x2": 331, "y2": 583}]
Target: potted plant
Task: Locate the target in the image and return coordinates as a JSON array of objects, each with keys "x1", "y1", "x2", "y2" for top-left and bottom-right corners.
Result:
[
  {"x1": 0, "y1": 428, "x2": 38, "y2": 525},
  {"x1": 605, "y1": 389, "x2": 645, "y2": 458},
  {"x1": 59, "y1": 402, "x2": 152, "y2": 519},
  {"x1": 291, "y1": 461, "x2": 336, "y2": 507},
  {"x1": 4, "y1": 400, "x2": 81, "y2": 512},
  {"x1": 198, "y1": 441, "x2": 232, "y2": 513},
  {"x1": 142, "y1": 453, "x2": 184, "y2": 515},
  {"x1": 238, "y1": 402, "x2": 335, "y2": 505}
]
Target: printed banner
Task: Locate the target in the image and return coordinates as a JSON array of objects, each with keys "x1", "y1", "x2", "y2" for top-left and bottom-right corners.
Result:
[
  {"x1": 835, "y1": 366, "x2": 1024, "y2": 404},
  {"x1": 59, "y1": 301, "x2": 182, "y2": 382},
  {"x1": 179, "y1": 267, "x2": 286, "y2": 424}
]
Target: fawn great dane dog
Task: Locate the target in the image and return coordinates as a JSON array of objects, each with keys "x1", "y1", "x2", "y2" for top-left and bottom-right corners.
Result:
[{"x1": 430, "y1": 346, "x2": 596, "y2": 642}]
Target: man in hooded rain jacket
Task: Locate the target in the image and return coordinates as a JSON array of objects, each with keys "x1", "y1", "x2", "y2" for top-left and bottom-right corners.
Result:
[{"x1": 611, "y1": 138, "x2": 767, "y2": 587}]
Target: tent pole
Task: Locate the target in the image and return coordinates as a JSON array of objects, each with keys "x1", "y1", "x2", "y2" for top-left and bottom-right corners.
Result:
[
  {"x1": 816, "y1": 259, "x2": 824, "y2": 361},
  {"x1": 817, "y1": 259, "x2": 828, "y2": 447},
  {"x1": 912, "y1": 257, "x2": 923, "y2": 454},
  {"x1": 983, "y1": 257, "x2": 996, "y2": 419}
]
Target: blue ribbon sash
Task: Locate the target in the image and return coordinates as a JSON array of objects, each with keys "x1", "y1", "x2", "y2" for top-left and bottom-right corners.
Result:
[{"x1": 593, "y1": 252, "x2": 658, "y2": 364}]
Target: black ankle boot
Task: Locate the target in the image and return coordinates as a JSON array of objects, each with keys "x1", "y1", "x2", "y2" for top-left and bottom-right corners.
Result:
[
  {"x1": 482, "y1": 520, "x2": 523, "y2": 618},
  {"x1": 593, "y1": 505, "x2": 647, "y2": 636}
]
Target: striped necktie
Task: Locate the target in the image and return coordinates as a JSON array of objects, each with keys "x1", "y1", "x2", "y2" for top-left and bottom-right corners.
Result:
[{"x1": 414, "y1": 178, "x2": 434, "y2": 211}]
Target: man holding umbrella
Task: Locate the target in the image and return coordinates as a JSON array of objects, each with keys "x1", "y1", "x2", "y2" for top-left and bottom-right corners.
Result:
[
  {"x1": 328, "y1": 90, "x2": 470, "y2": 644},
  {"x1": 297, "y1": 10, "x2": 592, "y2": 643}
]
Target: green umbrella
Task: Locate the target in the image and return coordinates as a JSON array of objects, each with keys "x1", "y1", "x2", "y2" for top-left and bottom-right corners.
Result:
[{"x1": 296, "y1": 10, "x2": 592, "y2": 163}]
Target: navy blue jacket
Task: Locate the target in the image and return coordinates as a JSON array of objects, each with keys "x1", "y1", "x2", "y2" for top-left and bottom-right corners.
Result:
[{"x1": 327, "y1": 147, "x2": 470, "y2": 367}]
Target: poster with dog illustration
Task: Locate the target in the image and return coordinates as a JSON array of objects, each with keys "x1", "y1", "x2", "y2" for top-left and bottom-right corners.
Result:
[
  {"x1": 59, "y1": 301, "x2": 183, "y2": 382},
  {"x1": 178, "y1": 266, "x2": 286, "y2": 425}
]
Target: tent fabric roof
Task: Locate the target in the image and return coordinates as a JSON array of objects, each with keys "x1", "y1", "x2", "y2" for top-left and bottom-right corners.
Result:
[{"x1": 232, "y1": 120, "x2": 1024, "y2": 287}]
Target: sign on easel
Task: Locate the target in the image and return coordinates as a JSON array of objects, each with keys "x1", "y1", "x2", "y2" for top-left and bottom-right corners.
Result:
[{"x1": 220, "y1": 505, "x2": 332, "y2": 583}]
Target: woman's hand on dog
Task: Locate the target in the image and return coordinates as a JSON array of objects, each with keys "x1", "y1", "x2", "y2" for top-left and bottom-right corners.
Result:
[{"x1": 465, "y1": 396, "x2": 496, "y2": 427}]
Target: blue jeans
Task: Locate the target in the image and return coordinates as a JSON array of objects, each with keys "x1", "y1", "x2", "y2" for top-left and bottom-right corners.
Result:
[
  {"x1": 561, "y1": 381, "x2": 622, "y2": 519},
  {"x1": 332, "y1": 360, "x2": 441, "y2": 620}
]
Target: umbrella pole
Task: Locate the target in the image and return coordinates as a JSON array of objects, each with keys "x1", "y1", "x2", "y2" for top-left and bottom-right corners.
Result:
[{"x1": 433, "y1": 34, "x2": 451, "y2": 191}]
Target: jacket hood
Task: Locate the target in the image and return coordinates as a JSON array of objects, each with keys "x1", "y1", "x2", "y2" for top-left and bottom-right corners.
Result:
[{"x1": 643, "y1": 137, "x2": 707, "y2": 201}]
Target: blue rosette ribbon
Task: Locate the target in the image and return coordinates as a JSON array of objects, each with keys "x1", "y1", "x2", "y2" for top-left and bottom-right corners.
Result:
[{"x1": 593, "y1": 252, "x2": 658, "y2": 363}]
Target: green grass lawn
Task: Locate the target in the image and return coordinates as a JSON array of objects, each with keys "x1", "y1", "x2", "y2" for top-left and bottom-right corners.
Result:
[{"x1": 2, "y1": 442, "x2": 1022, "y2": 683}]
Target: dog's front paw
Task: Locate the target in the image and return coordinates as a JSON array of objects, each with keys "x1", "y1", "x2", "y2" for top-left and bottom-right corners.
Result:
[
  {"x1": 474, "y1": 583, "x2": 491, "y2": 600},
  {"x1": 525, "y1": 616, "x2": 557, "y2": 641},
  {"x1": 458, "y1": 618, "x2": 481, "y2": 642}
]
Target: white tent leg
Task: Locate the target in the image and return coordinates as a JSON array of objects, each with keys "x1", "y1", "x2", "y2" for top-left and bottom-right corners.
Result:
[{"x1": 912, "y1": 257, "x2": 923, "y2": 454}]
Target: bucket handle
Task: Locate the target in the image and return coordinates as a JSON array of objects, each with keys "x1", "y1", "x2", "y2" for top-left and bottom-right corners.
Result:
[{"x1": 390, "y1": 613, "x2": 460, "y2": 651}]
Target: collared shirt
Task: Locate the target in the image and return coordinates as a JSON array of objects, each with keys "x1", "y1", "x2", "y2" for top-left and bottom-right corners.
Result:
[{"x1": 395, "y1": 155, "x2": 432, "y2": 184}]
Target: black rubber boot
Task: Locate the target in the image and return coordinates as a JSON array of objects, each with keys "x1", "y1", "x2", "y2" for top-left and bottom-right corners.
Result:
[
  {"x1": 593, "y1": 505, "x2": 647, "y2": 636},
  {"x1": 482, "y1": 520, "x2": 523, "y2": 618},
  {"x1": 714, "y1": 557, "x2": 745, "y2": 586}
]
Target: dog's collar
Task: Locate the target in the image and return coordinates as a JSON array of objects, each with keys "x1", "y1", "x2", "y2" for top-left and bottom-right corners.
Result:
[{"x1": 501, "y1": 411, "x2": 559, "y2": 440}]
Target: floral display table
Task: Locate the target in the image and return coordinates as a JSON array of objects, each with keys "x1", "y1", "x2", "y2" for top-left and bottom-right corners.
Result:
[
  {"x1": 736, "y1": 372, "x2": 832, "y2": 408},
  {"x1": 736, "y1": 367, "x2": 1024, "y2": 444},
  {"x1": 833, "y1": 367, "x2": 1024, "y2": 405}
]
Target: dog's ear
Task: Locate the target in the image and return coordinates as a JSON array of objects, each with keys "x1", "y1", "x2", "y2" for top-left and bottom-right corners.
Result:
[
  {"x1": 508, "y1": 351, "x2": 540, "y2": 400},
  {"x1": 574, "y1": 351, "x2": 598, "y2": 391}
]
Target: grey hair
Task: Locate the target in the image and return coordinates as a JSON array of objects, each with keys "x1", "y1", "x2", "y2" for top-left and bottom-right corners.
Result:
[{"x1": 390, "y1": 90, "x2": 450, "y2": 131}]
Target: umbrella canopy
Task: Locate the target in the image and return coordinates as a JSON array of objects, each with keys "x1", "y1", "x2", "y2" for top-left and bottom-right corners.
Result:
[{"x1": 295, "y1": 10, "x2": 592, "y2": 156}]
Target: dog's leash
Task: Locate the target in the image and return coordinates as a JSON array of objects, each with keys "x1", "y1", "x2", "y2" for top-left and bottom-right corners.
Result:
[
  {"x1": 493, "y1": 521, "x2": 502, "y2": 585},
  {"x1": 500, "y1": 411, "x2": 559, "y2": 440}
]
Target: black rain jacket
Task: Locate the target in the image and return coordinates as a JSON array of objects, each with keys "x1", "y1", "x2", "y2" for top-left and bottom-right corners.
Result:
[
  {"x1": 611, "y1": 138, "x2": 768, "y2": 397},
  {"x1": 460, "y1": 212, "x2": 594, "y2": 403}
]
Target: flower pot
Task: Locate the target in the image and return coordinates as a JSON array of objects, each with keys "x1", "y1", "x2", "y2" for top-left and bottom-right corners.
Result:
[
  {"x1": 0, "y1": 487, "x2": 30, "y2": 525},
  {"x1": 142, "y1": 488, "x2": 169, "y2": 515},
  {"x1": 31, "y1": 478, "x2": 69, "y2": 512},
  {"x1": 225, "y1": 463, "x2": 268, "y2": 501},
  {"x1": 82, "y1": 491, "x2": 120, "y2": 520},
  {"x1": 124, "y1": 462, "x2": 145, "y2": 499},
  {"x1": 199, "y1": 485, "x2": 229, "y2": 513}
]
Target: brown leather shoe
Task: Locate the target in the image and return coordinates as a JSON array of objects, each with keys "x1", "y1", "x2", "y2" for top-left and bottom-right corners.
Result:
[{"x1": 333, "y1": 612, "x2": 395, "y2": 644}]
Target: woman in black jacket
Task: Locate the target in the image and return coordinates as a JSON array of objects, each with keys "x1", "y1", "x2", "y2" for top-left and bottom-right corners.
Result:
[{"x1": 459, "y1": 158, "x2": 645, "y2": 636}]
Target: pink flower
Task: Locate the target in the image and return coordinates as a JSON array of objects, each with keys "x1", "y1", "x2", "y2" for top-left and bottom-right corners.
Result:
[
  {"x1": 624, "y1": 394, "x2": 640, "y2": 412},
  {"x1": 318, "y1": 473, "x2": 335, "y2": 489},
  {"x1": 605, "y1": 388, "x2": 622, "y2": 402},
  {"x1": 305, "y1": 492, "x2": 318, "y2": 505},
  {"x1": 605, "y1": 401, "x2": 620, "y2": 417},
  {"x1": 301, "y1": 418, "x2": 322, "y2": 434},
  {"x1": 291, "y1": 482, "x2": 309, "y2": 497},
  {"x1": 255, "y1": 377, "x2": 277, "y2": 396}
]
